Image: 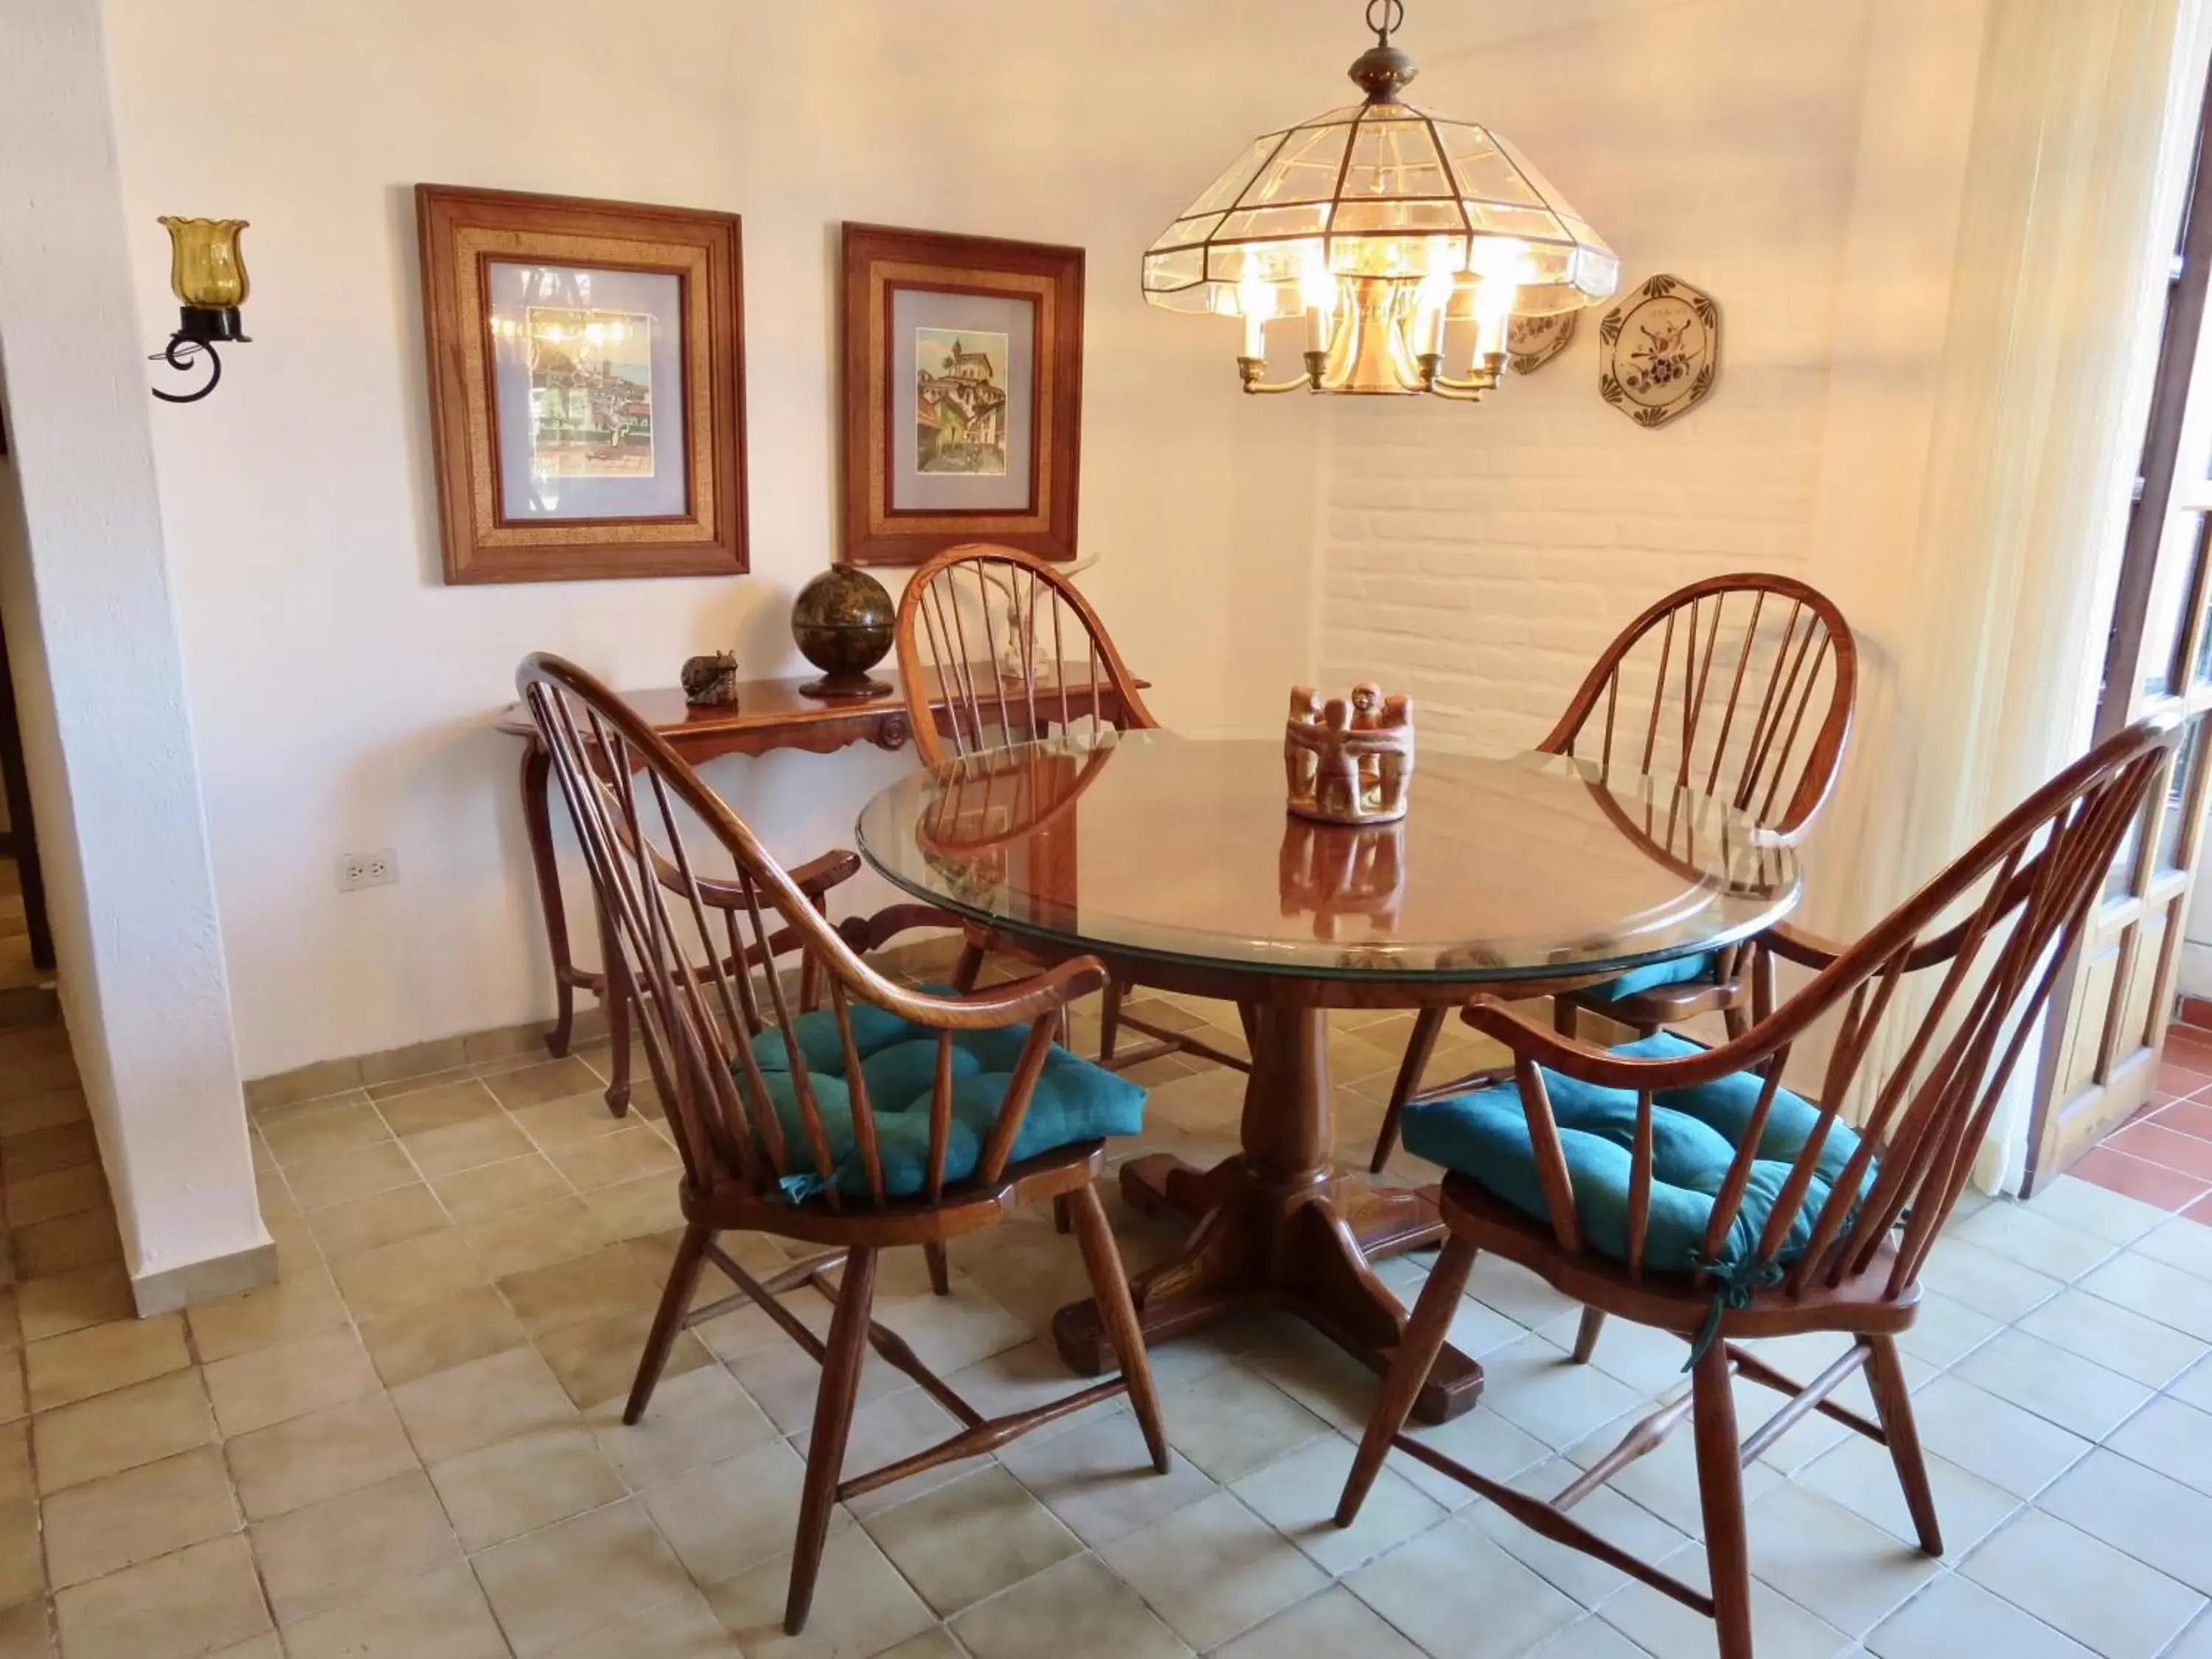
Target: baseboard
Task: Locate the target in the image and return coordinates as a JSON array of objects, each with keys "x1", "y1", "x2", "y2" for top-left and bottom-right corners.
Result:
[
  {"x1": 132, "y1": 1238, "x2": 279, "y2": 1316},
  {"x1": 241, "y1": 935, "x2": 968, "y2": 1112}
]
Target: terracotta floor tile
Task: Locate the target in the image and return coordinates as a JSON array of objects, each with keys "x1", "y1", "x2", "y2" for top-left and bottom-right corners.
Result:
[
  {"x1": 261, "y1": 1102, "x2": 392, "y2": 1167},
  {"x1": 2153, "y1": 1098, "x2": 2212, "y2": 1145},
  {"x1": 2109, "y1": 1120, "x2": 2212, "y2": 1182},
  {"x1": 2069, "y1": 1146, "x2": 2210, "y2": 1211},
  {"x1": 0, "y1": 1503, "x2": 37, "y2": 1610},
  {"x1": 426, "y1": 1420, "x2": 625, "y2": 1551},
  {"x1": 389, "y1": 1343, "x2": 576, "y2": 1464},
  {"x1": 2185, "y1": 1192, "x2": 2212, "y2": 1225},
  {"x1": 535, "y1": 1303, "x2": 711, "y2": 1410}
]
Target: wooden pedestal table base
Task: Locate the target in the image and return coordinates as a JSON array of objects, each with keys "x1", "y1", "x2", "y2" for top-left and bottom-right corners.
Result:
[{"x1": 1050, "y1": 1001, "x2": 1484, "y2": 1425}]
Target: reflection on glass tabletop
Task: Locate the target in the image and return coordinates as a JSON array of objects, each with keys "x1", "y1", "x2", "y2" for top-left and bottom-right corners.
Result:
[{"x1": 856, "y1": 729, "x2": 1800, "y2": 984}]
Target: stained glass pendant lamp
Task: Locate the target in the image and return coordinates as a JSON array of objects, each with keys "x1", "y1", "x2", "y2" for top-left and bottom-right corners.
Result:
[{"x1": 1142, "y1": 0, "x2": 1618, "y2": 400}]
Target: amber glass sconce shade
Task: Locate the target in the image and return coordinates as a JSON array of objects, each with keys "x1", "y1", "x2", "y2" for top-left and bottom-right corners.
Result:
[{"x1": 150, "y1": 217, "x2": 251, "y2": 403}]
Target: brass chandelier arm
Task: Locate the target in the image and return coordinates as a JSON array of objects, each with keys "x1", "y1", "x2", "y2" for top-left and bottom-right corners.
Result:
[{"x1": 1238, "y1": 352, "x2": 1327, "y2": 394}]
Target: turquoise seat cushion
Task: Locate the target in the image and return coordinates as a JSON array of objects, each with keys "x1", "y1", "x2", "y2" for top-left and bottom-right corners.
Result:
[
  {"x1": 1402, "y1": 1032, "x2": 1868, "y2": 1276},
  {"x1": 740, "y1": 992, "x2": 1144, "y2": 1199},
  {"x1": 1585, "y1": 951, "x2": 1717, "y2": 1003}
]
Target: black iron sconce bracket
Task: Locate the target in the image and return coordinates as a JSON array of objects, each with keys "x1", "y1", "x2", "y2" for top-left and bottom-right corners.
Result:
[{"x1": 149, "y1": 305, "x2": 248, "y2": 404}]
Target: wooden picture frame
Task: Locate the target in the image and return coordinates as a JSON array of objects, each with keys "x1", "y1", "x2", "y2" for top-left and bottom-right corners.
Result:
[
  {"x1": 840, "y1": 223, "x2": 1084, "y2": 567},
  {"x1": 416, "y1": 184, "x2": 748, "y2": 584}
]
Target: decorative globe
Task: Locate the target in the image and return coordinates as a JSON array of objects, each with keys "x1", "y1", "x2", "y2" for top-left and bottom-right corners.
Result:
[{"x1": 791, "y1": 566, "x2": 895, "y2": 700}]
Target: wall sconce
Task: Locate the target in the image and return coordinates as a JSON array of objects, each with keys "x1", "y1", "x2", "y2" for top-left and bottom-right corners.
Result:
[{"x1": 150, "y1": 217, "x2": 250, "y2": 403}]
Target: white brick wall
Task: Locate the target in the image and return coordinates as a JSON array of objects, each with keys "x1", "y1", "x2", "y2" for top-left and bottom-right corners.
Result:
[{"x1": 1311, "y1": 0, "x2": 1866, "y2": 760}]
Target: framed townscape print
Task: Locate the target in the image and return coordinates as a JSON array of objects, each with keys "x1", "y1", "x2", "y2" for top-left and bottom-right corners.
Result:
[
  {"x1": 416, "y1": 184, "x2": 748, "y2": 583},
  {"x1": 840, "y1": 223, "x2": 1084, "y2": 566}
]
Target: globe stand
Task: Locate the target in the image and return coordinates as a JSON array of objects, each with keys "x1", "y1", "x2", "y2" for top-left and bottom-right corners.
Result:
[{"x1": 798, "y1": 672, "x2": 892, "y2": 701}]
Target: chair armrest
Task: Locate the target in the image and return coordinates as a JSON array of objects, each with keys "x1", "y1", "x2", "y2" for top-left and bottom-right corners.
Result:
[
  {"x1": 877, "y1": 954, "x2": 1109, "y2": 1032},
  {"x1": 1761, "y1": 919, "x2": 1847, "y2": 970},
  {"x1": 788, "y1": 849, "x2": 863, "y2": 897},
  {"x1": 1461, "y1": 993, "x2": 1786, "y2": 1092}
]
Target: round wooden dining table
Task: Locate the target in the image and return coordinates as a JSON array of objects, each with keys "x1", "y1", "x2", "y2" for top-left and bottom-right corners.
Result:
[{"x1": 855, "y1": 730, "x2": 1800, "y2": 1422}]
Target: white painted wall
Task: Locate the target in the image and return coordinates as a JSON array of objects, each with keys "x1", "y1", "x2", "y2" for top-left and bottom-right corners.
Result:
[
  {"x1": 0, "y1": 1, "x2": 268, "y2": 1293},
  {"x1": 94, "y1": 0, "x2": 1323, "y2": 1080}
]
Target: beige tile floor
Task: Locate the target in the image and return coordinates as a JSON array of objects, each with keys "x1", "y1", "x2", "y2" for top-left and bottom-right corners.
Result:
[{"x1": 2, "y1": 998, "x2": 2212, "y2": 1659}]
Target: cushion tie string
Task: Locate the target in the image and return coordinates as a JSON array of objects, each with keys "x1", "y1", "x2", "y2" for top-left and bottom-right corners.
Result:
[
  {"x1": 776, "y1": 1169, "x2": 837, "y2": 1205},
  {"x1": 1683, "y1": 1253, "x2": 1784, "y2": 1370}
]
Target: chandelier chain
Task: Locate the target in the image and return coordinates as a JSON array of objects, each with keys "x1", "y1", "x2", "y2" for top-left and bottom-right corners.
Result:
[{"x1": 1366, "y1": 0, "x2": 1404, "y2": 46}]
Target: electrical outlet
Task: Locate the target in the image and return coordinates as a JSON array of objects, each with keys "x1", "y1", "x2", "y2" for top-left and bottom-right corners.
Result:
[{"x1": 337, "y1": 849, "x2": 398, "y2": 891}]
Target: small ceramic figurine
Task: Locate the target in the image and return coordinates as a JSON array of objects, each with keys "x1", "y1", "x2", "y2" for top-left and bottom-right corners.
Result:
[
  {"x1": 680, "y1": 650, "x2": 741, "y2": 708},
  {"x1": 1284, "y1": 681, "x2": 1416, "y2": 825}
]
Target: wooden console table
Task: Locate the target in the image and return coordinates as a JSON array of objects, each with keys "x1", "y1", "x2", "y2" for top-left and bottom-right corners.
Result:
[{"x1": 495, "y1": 668, "x2": 1139, "y2": 1059}]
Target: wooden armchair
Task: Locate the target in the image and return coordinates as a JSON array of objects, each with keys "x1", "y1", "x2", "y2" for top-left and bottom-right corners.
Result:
[
  {"x1": 896, "y1": 542, "x2": 1248, "y2": 1077},
  {"x1": 1371, "y1": 573, "x2": 1857, "y2": 1172},
  {"x1": 518, "y1": 653, "x2": 1169, "y2": 1635},
  {"x1": 1338, "y1": 714, "x2": 2176, "y2": 1659}
]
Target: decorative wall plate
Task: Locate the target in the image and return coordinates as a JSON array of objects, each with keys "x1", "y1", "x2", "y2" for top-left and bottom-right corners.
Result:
[
  {"x1": 1507, "y1": 310, "x2": 1576, "y2": 376},
  {"x1": 1599, "y1": 274, "x2": 1719, "y2": 428}
]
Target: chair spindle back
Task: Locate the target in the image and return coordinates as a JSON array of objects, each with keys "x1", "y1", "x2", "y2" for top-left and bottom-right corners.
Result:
[
  {"x1": 1480, "y1": 715, "x2": 2177, "y2": 1302},
  {"x1": 896, "y1": 544, "x2": 1155, "y2": 766},
  {"x1": 518, "y1": 653, "x2": 1098, "y2": 1213},
  {"x1": 1540, "y1": 574, "x2": 1856, "y2": 842}
]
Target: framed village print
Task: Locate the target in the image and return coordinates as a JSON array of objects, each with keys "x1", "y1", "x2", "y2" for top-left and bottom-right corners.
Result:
[
  {"x1": 840, "y1": 223, "x2": 1084, "y2": 566},
  {"x1": 415, "y1": 184, "x2": 748, "y2": 583}
]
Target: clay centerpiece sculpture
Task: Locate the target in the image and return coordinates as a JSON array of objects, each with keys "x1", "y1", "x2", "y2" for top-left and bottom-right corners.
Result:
[{"x1": 1284, "y1": 681, "x2": 1415, "y2": 825}]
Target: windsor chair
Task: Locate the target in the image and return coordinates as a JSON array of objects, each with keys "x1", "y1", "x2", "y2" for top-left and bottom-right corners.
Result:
[
  {"x1": 516, "y1": 653, "x2": 1169, "y2": 1636},
  {"x1": 1369, "y1": 574, "x2": 1856, "y2": 1179},
  {"x1": 1337, "y1": 714, "x2": 2177, "y2": 1659},
  {"x1": 896, "y1": 543, "x2": 1251, "y2": 1077}
]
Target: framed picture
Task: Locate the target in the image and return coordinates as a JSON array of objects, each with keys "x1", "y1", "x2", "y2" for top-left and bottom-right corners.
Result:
[
  {"x1": 415, "y1": 184, "x2": 748, "y2": 584},
  {"x1": 840, "y1": 223, "x2": 1084, "y2": 566}
]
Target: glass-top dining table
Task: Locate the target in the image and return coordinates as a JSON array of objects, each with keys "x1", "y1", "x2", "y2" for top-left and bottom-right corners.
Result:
[{"x1": 856, "y1": 729, "x2": 1801, "y2": 1422}]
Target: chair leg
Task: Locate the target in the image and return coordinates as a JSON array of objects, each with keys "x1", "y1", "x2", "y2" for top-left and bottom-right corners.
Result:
[
  {"x1": 1066, "y1": 1180, "x2": 1170, "y2": 1472},
  {"x1": 598, "y1": 905, "x2": 632, "y2": 1116},
  {"x1": 1571, "y1": 1306, "x2": 1606, "y2": 1363},
  {"x1": 1554, "y1": 995, "x2": 1579, "y2": 1038},
  {"x1": 1691, "y1": 1340, "x2": 1754, "y2": 1659},
  {"x1": 1370, "y1": 1006, "x2": 1444, "y2": 1175},
  {"x1": 1722, "y1": 1001, "x2": 1750, "y2": 1040},
  {"x1": 1337, "y1": 1234, "x2": 1479, "y2": 1526},
  {"x1": 1865, "y1": 1334, "x2": 1944, "y2": 1556},
  {"x1": 1099, "y1": 978, "x2": 1124, "y2": 1065},
  {"x1": 952, "y1": 941, "x2": 985, "y2": 992},
  {"x1": 624, "y1": 1222, "x2": 712, "y2": 1426},
  {"x1": 922, "y1": 1241, "x2": 951, "y2": 1295},
  {"x1": 1051, "y1": 1195, "x2": 1072, "y2": 1234},
  {"x1": 786, "y1": 1245, "x2": 879, "y2": 1636}
]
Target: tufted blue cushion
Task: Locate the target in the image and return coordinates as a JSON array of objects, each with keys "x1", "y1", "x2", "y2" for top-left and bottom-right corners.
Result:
[
  {"x1": 740, "y1": 991, "x2": 1144, "y2": 1199},
  {"x1": 1402, "y1": 1032, "x2": 1868, "y2": 1276},
  {"x1": 1585, "y1": 951, "x2": 1718, "y2": 1004}
]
